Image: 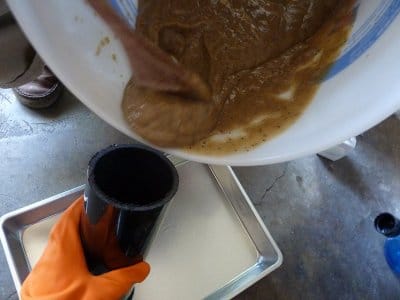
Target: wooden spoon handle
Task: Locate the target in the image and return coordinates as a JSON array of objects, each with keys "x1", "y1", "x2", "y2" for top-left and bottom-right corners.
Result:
[{"x1": 87, "y1": 0, "x2": 210, "y2": 101}]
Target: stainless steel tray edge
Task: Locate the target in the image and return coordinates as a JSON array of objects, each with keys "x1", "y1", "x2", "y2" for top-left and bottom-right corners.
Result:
[
  {"x1": 1, "y1": 163, "x2": 282, "y2": 300},
  {"x1": 206, "y1": 166, "x2": 283, "y2": 300},
  {"x1": 0, "y1": 185, "x2": 85, "y2": 295}
]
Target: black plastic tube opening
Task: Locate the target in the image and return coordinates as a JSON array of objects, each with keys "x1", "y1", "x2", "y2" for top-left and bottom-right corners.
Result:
[{"x1": 375, "y1": 213, "x2": 400, "y2": 237}]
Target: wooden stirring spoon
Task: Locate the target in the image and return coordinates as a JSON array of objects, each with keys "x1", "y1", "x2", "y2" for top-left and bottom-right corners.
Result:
[{"x1": 87, "y1": 0, "x2": 211, "y2": 102}]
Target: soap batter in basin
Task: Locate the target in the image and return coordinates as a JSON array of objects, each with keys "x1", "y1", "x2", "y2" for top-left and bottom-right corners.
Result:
[{"x1": 122, "y1": 0, "x2": 355, "y2": 153}]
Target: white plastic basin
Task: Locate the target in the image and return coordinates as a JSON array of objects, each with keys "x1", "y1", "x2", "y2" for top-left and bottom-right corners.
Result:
[{"x1": 7, "y1": 0, "x2": 400, "y2": 165}]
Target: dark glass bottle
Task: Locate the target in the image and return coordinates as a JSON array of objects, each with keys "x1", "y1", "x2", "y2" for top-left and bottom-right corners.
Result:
[{"x1": 375, "y1": 213, "x2": 400, "y2": 276}]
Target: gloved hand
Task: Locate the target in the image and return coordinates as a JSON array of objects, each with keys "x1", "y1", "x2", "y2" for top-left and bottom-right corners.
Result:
[{"x1": 21, "y1": 196, "x2": 150, "y2": 300}]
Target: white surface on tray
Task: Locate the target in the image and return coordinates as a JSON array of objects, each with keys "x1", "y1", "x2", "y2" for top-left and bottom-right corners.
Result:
[
  {"x1": 23, "y1": 215, "x2": 60, "y2": 268},
  {"x1": 22, "y1": 162, "x2": 257, "y2": 299}
]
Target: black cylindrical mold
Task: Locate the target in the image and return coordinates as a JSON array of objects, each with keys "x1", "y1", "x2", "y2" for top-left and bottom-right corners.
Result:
[
  {"x1": 80, "y1": 144, "x2": 178, "y2": 272},
  {"x1": 375, "y1": 213, "x2": 400, "y2": 238}
]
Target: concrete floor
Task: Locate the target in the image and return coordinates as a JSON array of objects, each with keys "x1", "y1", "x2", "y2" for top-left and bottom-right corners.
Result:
[{"x1": 0, "y1": 88, "x2": 399, "y2": 299}]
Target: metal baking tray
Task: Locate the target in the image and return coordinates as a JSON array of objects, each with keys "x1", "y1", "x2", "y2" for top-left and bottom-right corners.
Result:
[{"x1": 1, "y1": 159, "x2": 282, "y2": 299}]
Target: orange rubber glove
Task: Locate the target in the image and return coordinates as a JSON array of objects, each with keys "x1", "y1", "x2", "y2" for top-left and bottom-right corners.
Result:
[{"x1": 21, "y1": 196, "x2": 150, "y2": 300}]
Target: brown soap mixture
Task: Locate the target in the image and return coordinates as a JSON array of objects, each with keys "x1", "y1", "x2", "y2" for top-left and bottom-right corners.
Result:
[{"x1": 122, "y1": 0, "x2": 356, "y2": 154}]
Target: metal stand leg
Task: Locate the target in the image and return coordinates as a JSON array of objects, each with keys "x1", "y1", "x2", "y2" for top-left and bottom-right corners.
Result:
[{"x1": 317, "y1": 137, "x2": 357, "y2": 161}]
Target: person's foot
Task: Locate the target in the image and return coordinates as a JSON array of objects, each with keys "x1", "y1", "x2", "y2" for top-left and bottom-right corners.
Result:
[{"x1": 13, "y1": 67, "x2": 62, "y2": 109}]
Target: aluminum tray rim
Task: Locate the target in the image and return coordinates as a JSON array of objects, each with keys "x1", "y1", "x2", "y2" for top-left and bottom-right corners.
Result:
[{"x1": 1, "y1": 164, "x2": 282, "y2": 299}]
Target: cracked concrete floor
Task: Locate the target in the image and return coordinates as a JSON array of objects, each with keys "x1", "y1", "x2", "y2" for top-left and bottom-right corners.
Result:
[{"x1": 1, "y1": 88, "x2": 400, "y2": 299}]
